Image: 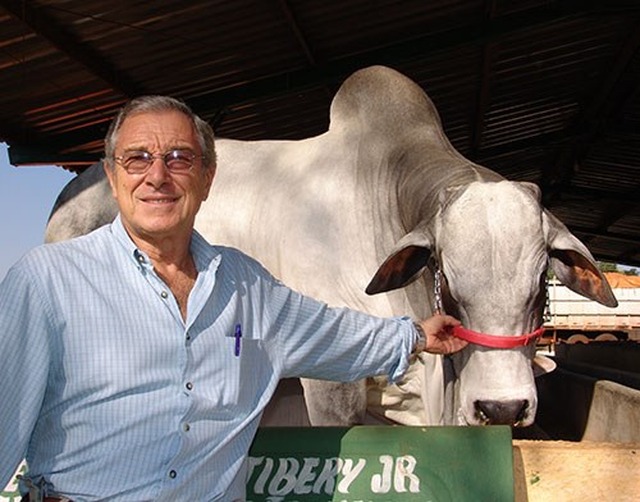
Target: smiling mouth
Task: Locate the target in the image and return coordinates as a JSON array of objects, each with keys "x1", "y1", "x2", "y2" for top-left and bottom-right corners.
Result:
[{"x1": 141, "y1": 197, "x2": 178, "y2": 204}]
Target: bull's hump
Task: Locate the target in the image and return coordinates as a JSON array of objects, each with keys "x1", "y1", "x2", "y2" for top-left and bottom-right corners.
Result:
[{"x1": 329, "y1": 66, "x2": 441, "y2": 132}]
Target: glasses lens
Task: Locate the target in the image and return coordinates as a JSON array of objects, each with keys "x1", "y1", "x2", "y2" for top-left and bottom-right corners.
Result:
[
  {"x1": 117, "y1": 149, "x2": 197, "y2": 173},
  {"x1": 165, "y1": 150, "x2": 195, "y2": 172},
  {"x1": 122, "y1": 151, "x2": 153, "y2": 173}
]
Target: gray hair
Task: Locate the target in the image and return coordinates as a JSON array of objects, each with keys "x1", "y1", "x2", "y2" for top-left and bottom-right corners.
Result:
[{"x1": 104, "y1": 95, "x2": 216, "y2": 169}]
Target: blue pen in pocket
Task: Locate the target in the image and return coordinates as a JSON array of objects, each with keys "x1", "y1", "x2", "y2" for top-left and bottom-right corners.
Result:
[{"x1": 233, "y1": 323, "x2": 242, "y2": 356}]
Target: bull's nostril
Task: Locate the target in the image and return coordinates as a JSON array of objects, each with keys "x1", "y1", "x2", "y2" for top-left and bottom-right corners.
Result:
[{"x1": 474, "y1": 399, "x2": 528, "y2": 426}]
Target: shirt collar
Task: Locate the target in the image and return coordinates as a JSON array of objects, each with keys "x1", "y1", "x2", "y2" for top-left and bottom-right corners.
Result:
[
  {"x1": 108, "y1": 214, "x2": 221, "y2": 274},
  {"x1": 190, "y1": 228, "x2": 221, "y2": 273}
]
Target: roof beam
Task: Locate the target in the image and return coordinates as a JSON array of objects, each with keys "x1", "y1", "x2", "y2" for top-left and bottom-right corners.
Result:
[
  {"x1": 469, "y1": 0, "x2": 498, "y2": 156},
  {"x1": 541, "y1": 185, "x2": 640, "y2": 208},
  {"x1": 571, "y1": 226, "x2": 640, "y2": 246},
  {"x1": 277, "y1": 0, "x2": 316, "y2": 66},
  {"x1": 475, "y1": 129, "x2": 578, "y2": 162},
  {"x1": 541, "y1": 17, "x2": 640, "y2": 196},
  {"x1": 570, "y1": 226, "x2": 640, "y2": 268},
  {"x1": 275, "y1": 0, "x2": 335, "y2": 103},
  {"x1": 9, "y1": 0, "x2": 638, "y2": 165},
  {"x1": 0, "y1": 0, "x2": 143, "y2": 97},
  {"x1": 470, "y1": 43, "x2": 495, "y2": 156},
  {"x1": 592, "y1": 250, "x2": 640, "y2": 268}
]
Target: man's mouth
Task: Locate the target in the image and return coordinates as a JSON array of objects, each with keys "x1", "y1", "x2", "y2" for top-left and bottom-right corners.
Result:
[{"x1": 141, "y1": 196, "x2": 178, "y2": 204}]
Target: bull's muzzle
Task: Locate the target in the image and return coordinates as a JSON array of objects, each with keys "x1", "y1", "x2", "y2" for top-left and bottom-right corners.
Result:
[{"x1": 474, "y1": 399, "x2": 529, "y2": 426}]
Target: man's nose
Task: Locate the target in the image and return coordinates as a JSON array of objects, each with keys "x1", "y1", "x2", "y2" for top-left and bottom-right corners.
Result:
[{"x1": 145, "y1": 157, "x2": 170, "y2": 185}]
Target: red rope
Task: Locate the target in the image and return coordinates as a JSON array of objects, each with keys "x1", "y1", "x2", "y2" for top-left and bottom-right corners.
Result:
[{"x1": 452, "y1": 325, "x2": 545, "y2": 349}]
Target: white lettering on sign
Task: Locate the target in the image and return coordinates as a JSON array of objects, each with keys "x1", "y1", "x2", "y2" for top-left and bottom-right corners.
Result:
[
  {"x1": 394, "y1": 455, "x2": 420, "y2": 492},
  {"x1": 371, "y1": 455, "x2": 419, "y2": 493},
  {"x1": 336, "y1": 458, "x2": 366, "y2": 493},
  {"x1": 248, "y1": 456, "x2": 274, "y2": 494},
  {"x1": 268, "y1": 457, "x2": 299, "y2": 495},
  {"x1": 247, "y1": 455, "x2": 421, "y2": 498},
  {"x1": 295, "y1": 457, "x2": 320, "y2": 494},
  {"x1": 312, "y1": 457, "x2": 340, "y2": 494}
]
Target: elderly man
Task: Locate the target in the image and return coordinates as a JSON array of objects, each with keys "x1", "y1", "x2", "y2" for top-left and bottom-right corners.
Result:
[{"x1": 0, "y1": 96, "x2": 466, "y2": 501}]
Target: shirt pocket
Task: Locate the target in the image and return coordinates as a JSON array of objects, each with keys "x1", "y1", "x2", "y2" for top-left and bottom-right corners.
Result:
[{"x1": 194, "y1": 325, "x2": 267, "y2": 418}]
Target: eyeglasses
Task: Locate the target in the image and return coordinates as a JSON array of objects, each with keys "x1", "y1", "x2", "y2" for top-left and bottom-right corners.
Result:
[{"x1": 114, "y1": 149, "x2": 204, "y2": 174}]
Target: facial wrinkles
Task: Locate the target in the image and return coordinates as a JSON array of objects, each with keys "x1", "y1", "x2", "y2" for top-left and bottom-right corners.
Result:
[
  {"x1": 109, "y1": 111, "x2": 210, "y2": 243},
  {"x1": 122, "y1": 113, "x2": 194, "y2": 153},
  {"x1": 125, "y1": 116, "x2": 198, "y2": 187}
]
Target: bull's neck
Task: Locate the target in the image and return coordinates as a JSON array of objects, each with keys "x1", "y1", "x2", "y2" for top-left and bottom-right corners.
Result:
[{"x1": 395, "y1": 154, "x2": 490, "y2": 229}]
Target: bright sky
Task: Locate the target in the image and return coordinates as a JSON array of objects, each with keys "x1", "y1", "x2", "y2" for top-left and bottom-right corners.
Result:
[{"x1": 0, "y1": 142, "x2": 74, "y2": 281}]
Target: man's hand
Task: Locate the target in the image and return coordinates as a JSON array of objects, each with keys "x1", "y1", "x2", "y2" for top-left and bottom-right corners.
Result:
[{"x1": 417, "y1": 314, "x2": 468, "y2": 355}]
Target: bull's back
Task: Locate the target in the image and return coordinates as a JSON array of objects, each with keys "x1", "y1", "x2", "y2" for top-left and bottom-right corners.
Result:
[{"x1": 198, "y1": 137, "x2": 405, "y2": 315}]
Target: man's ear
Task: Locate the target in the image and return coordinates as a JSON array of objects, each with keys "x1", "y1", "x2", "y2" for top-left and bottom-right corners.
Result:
[{"x1": 103, "y1": 160, "x2": 118, "y2": 199}]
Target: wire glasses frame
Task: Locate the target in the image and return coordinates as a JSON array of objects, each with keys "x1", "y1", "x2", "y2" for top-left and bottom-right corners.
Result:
[{"x1": 113, "y1": 149, "x2": 205, "y2": 174}]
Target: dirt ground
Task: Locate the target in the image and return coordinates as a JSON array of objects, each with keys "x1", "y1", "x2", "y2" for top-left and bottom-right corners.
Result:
[{"x1": 513, "y1": 440, "x2": 640, "y2": 502}]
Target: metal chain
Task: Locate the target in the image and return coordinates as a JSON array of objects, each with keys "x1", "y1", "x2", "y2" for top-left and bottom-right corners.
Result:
[
  {"x1": 433, "y1": 267, "x2": 444, "y2": 315},
  {"x1": 543, "y1": 274, "x2": 552, "y2": 323}
]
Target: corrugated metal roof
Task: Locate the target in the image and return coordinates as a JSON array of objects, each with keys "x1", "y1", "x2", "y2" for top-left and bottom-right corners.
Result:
[{"x1": 1, "y1": 0, "x2": 639, "y2": 266}]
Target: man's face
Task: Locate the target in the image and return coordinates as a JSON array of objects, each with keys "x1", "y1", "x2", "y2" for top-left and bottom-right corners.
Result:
[{"x1": 105, "y1": 110, "x2": 214, "y2": 244}]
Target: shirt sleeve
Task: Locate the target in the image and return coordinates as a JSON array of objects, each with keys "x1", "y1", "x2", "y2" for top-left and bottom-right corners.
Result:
[
  {"x1": 250, "y1": 264, "x2": 418, "y2": 383},
  {"x1": 0, "y1": 263, "x2": 53, "y2": 486}
]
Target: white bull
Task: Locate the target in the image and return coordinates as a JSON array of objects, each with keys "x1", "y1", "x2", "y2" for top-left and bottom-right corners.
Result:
[{"x1": 45, "y1": 66, "x2": 617, "y2": 427}]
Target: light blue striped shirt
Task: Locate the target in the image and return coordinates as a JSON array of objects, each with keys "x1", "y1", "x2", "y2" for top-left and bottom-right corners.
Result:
[{"x1": 0, "y1": 216, "x2": 416, "y2": 501}]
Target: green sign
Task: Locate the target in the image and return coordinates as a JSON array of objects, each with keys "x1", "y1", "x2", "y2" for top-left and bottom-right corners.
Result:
[
  {"x1": 247, "y1": 426, "x2": 514, "y2": 502},
  {"x1": 3, "y1": 427, "x2": 514, "y2": 501},
  {"x1": 0, "y1": 463, "x2": 25, "y2": 502}
]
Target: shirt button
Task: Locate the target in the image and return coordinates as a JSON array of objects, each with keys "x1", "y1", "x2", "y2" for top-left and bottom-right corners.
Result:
[
  {"x1": 186, "y1": 333, "x2": 191, "y2": 342},
  {"x1": 183, "y1": 423, "x2": 191, "y2": 432},
  {"x1": 160, "y1": 291, "x2": 169, "y2": 299},
  {"x1": 185, "y1": 382, "x2": 193, "y2": 391},
  {"x1": 169, "y1": 470, "x2": 177, "y2": 479}
]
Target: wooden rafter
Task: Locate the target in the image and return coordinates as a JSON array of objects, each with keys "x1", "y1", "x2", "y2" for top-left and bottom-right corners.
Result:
[{"x1": 0, "y1": 0, "x2": 143, "y2": 97}]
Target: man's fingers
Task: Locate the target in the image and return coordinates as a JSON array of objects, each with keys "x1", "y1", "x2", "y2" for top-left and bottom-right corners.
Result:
[{"x1": 416, "y1": 314, "x2": 468, "y2": 354}]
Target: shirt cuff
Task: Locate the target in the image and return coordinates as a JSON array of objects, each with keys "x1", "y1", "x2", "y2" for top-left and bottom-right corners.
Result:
[{"x1": 386, "y1": 317, "x2": 421, "y2": 384}]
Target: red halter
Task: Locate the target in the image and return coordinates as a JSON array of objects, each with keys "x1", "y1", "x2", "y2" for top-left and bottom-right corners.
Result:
[
  {"x1": 431, "y1": 262, "x2": 546, "y2": 349},
  {"x1": 452, "y1": 325, "x2": 545, "y2": 349}
]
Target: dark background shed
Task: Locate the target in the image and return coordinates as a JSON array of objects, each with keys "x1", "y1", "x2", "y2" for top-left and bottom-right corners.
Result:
[{"x1": 1, "y1": 0, "x2": 639, "y2": 266}]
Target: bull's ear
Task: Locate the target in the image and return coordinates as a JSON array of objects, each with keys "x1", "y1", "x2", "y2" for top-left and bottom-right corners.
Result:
[
  {"x1": 543, "y1": 211, "x2": 618, "y2": 307},
  {"x1": 365, "y1": 229, "x2": 433, "y2": 295}
]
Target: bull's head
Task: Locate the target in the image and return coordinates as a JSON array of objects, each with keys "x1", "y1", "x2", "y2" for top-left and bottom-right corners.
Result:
[{"x1": 365, "y1": 180, "x2": 617, "y2": 426}]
